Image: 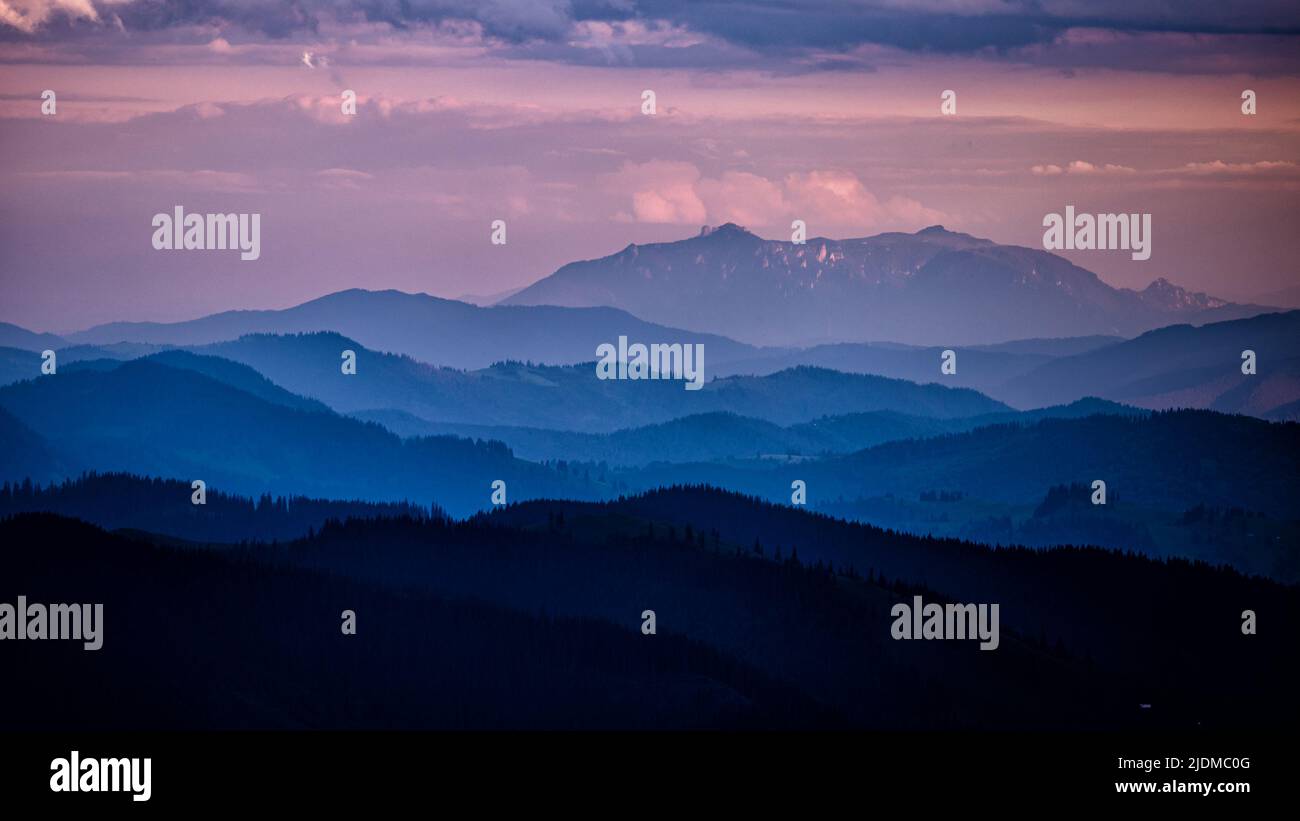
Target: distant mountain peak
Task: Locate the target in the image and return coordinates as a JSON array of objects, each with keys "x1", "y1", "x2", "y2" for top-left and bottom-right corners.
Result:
[
  {"x1": 496, "y1": 226, "x2": 1263, "y2": 347},
  {"x1": 1138, "y1": 277, "x2": 1228, "y2": 311},
  {"x1": 697, "y1": 223, "x2": 756, "y2": 239},
  {"x1": 908, "y1": 224, "x2": 992, "y2": 247}
]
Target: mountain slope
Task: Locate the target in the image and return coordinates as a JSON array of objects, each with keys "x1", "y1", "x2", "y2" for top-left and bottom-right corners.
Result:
[
  {"x1": 132, "y1": 350, "x2": 333, "y2": 413},
  {"x1": 64, "y1": 288, "x2": 763, "y2": 369},
  {"x1": 0, "y1": 343, "x2": 167, "y2": 387},
  {"x1": 3, "y1": 513, "x2": 831, "y2": 730},
  {"x1": 997, "y1": 310, "x2": 1300, "y2": 412},
  {"x1": 181, "y1": 332, "x2": 1011, "y2": 432},
  {"x1": 504, "y1": 224, "x2": 1268, "y2": 347},
  {"x1": 0, "y1": 406, "x2": 68, "y2": 484},
  {"x1": 0, "y1": 359, "x2": 604, "y2": 515},
  {"x1": 1265, "y1": 398, "x2": 1300, "y2": 422},
  {"x1": 620, "y1": 411, "x2": 1300, "y2": 519},
  {"x1": 808, "y1": 411, "x2": 1300, "y2": 515},
  {"x1": 485, "y1": 489, "x2": 1296, "y2": 729},
  {"x1": 353, "y1": 399, "x2": 1142, "y2": 466},
  {"x1": 0, "y1": 473, "x2": 438, "y2": 543},
  {"x1": 711, "y1": 338, "x2": 1125, "y2": 391},
  {"x1": 0, "y1": 322, "x2": 63, "y2": 351},
  {"x1": 9, "y1": 491, "x2": 1297, "y2": 729}
]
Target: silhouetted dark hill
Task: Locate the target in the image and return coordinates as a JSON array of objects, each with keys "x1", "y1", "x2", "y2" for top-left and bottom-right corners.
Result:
[
  {"x1": 1266, "y1": 398, "x2": 1300, "y2": 422},
  {"x1": 5, "y1": 484, "x2": 1296, "y2": 729},
  {"x1": 183, "y1": 333, "x2": 1010, "y2": 431},
  {"x1": 64, "y1": 288, "x2": 763, "y2": 369},
  {"x1": 486, "y1": 488, "x2": 1297, "y2": 698},
  {"x1": 504, "y1": 224, "x2": 1268, "y2": 346},
  {"x1": 474, "y1": 488, "x2": 1297, "y2": 728},
  {"x1": 0, "y1": 359, "x2": 606, "y2": 515},
  {"x1": 998, "y1": 310, "x2": 1300, "y2": 413},
  {"x1": 0, "y1": 473, "x2": 438, "y2": 543},
  {"x1": 1, "y1": 513, "x2": 831, "y2": 730}
]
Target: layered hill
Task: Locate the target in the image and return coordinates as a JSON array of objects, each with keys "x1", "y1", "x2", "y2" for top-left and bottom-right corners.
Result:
[
  {"x1": 997, "y1": 310, "x2": 1300, "y2": 414},
  {"x1": 0, "y1": 357, "x2": 605, "y2": 515},
  {"x1": 185, "y1": 332, "x2": 1010, "y2": 432},
  {"x1": 60, "y1": 288, "x2": 762, "y2": 369}
]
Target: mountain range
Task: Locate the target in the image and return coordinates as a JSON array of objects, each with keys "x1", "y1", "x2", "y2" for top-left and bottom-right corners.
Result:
[
  {"x1": 617, "y1": 411, "x2": 1300, "y2": 517},
  {"x1": 0, "y1": 322, "x2": 63, "y2": 351},
  {"x1": 352, "y1": 399, "x2": 1141, "y2": 467},
  {"x1": 997, "y1": 310, "x2": 1300, "y2": 413},
  {"x1": 504, "y1": 224, "x2": 1273, "y2": 346},
  {"x1": 5, "y1": 279, "x2": 1295, "y2": 417},
  {"x1": 6, "y1": 226, "x2": 1277, "y2": 370},
  {"x1": 607, "y1": 410, "x2": 1300, "y2": 581},
  {"x1": 709, "y1": 336, "x2": 1121, "y2": 391},
  {"x1": 55, "y1": 288, "x2": 761, "y2": 370},
  {"x1": 4, "y1": 342, "x2": 1295, "y2": 579},
  {"x1": 182, "y1": 332, "x2": 1011, "y2": 431}
]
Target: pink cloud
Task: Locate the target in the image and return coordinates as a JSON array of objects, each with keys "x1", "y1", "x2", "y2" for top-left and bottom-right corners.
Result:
[
  {"x1": 1181, "y1": 160, "x2": 1297, "y2": 174},
  {"x1": 696, "y1": 171, "x2": 788, "y2": 226},
  {"x1": 1066, "y1": 160, "x2": 1135, "y2": 174},
  {"x1": 606, "y1": 163, "x2": 945, "y2": 234},
  {"x1": 20, "y1": 167, "x2": 263, "y2": 192},
  {"x1": 0, "y1": 0, "x2": 100, "y2": 33},
  {"x1": 1033, "y1": 160, "x2": 1136, "y2": 175},
  {"x1": 784, "y1": 170, "x2": 945, "y2": 234},
  {"x1": 607, "y1": 160, "x2": 707, "y2": 224}
]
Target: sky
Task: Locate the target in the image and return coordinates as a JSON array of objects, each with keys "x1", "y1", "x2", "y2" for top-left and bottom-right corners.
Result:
[{"x1": 1, "y1": 0, "x2": 1299, "y2": 332}]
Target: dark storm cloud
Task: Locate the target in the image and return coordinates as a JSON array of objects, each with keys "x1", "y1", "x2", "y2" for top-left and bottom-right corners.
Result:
[
  {"x1": 631, "y1": 1, "x2": 1051, "y2": 53},
  {"x1": 626, "y1": 1, "x2": 1300, "y2": 54},
  {"x1": 16, "y1": 0, "x2": 585, "y2": 42},
  {"x1": 9, "y1": 1, "x2": 1300, "y2": 44},
  {"x1": 3, "y1": 0, "x2": 1299, "y2": 74}
]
